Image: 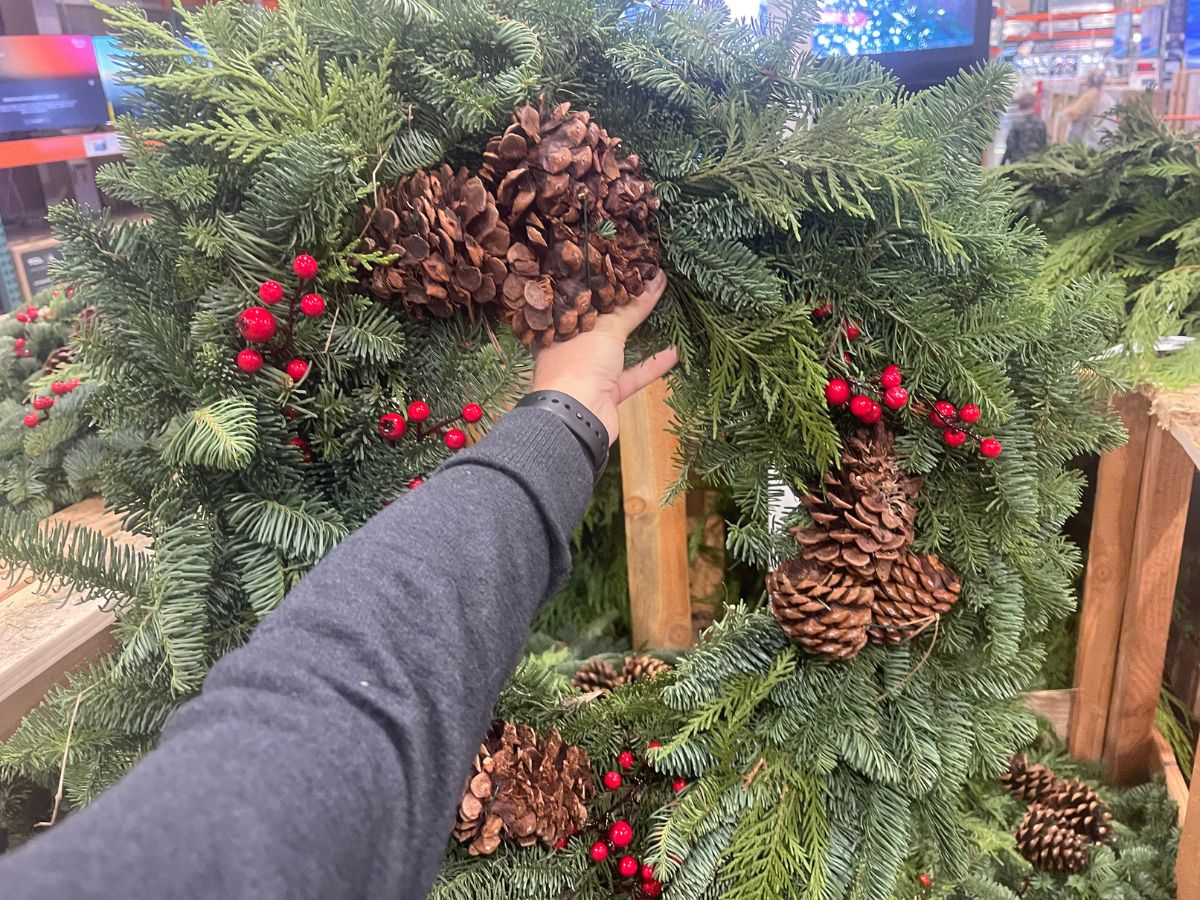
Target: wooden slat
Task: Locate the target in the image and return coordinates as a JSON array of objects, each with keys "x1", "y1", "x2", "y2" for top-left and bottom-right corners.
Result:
[
  {"x1": 1022, "y1": 689, "x2": 1074, "y2": 740},
  {"x1": 1179, "y1": 734, "x2": 1200, "y2": 900},
  {"x1": 618, "y1": 379, "x2": 692, "y2": 650},
  {"x1": 1149, "y1": 727, "x2": 1190, "y2": 828},
  {"x1": 1103, "y1": 423, "x2": 1195, "y2": 785},
  {"x1": 1071, "y1": 393, "x2": 1153, "y2": 761}
]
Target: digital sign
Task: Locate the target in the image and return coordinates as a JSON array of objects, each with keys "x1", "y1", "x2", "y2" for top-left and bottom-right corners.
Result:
[{"x1": 0, "y1": 35, "x2": 110, "y2": 135}]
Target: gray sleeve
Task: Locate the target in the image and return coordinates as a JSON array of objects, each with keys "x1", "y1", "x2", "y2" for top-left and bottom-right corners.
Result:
[{"x1": 1, "y1": 406, "x2": 595, "y2": 900}]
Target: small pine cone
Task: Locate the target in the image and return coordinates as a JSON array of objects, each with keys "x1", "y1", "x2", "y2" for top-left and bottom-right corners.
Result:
[
  {"x1": 1000, "y1": 755, "x2": 1059, "y2": 804},
  {"x1": 1041, "y1": 777, "x2": 1114, "y2": 844},
  {"x1": 1014, "y1": 804, "x2": 1091, "y2": 873},
  {"x1": 359, "y1": 165, "x2": 510, "y2": 318},
  {"x1": 481, "y1": 100, "x2": 660, "y2": 346},
  {"x1": 622, "y1": 655, "x2": 671, "y2": 683},
  {"x1": 572, "y1": 659, "x2": 624, "y2": 694},
  {"x1": 41, "y1": 345, "x2": 77, "y2": 376},
  {"x1": 453, "y1": 721, "x2": 594, "y2": 856},
  {"x1": 869, "y1": 551, "x2": 961, "y2": 647},
  {"x1": 767, "y1": 558, "x2": 873, "y2": 661},
  {"x1": 792, "y1": 426, "x2": 920, "y2": 583}
]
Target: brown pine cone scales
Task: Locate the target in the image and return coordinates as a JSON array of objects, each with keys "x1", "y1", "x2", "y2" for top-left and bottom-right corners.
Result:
[
  {"x1": 453, "y1": 721, "x2": 594, "y2": 856},
  {"x1": 572, "y1": 659, "x2": 623, "y2": 694},
  {"x1": 869, "y1": 552, "x2": 961, "y2": 646},
  {"x1": 767, "y1": 558, "x2": 874, "y2": 660},
  {"x1": 792, "y1": 427, "x2": 920, "y2": 583},
  {"x1": 481, "y1": 100, "x2": 661, "y2": 346},
  {"x1": 358, "y1": 165, "x2": 510, "y2": 318},
  {"x1": 1001, "y1": 755, "x2": 1058, "y2": 804},
  {"x1": 622, "y1": 654, "x2": 672, "y2": 683},
  {"x1": 1041, "y1": 777, "x2": 1114, "y2": 844},
  {"x1": 1014, "y1": 804, "x2": 1091, "y2": 873}
]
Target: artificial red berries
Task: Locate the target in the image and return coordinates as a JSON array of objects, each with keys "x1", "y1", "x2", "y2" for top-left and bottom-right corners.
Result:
[
  {"x1": 444, "y1": 428, "x2": 467, "y2": 450},
  {"x1": 825, "y1": 378, "x2": 851, "y2": 405},
  {"x1": 929, "y1": 401, "x2": 956, "y2": 429},
  {"x1": 617, "y1": 751, "x2": 636, "y2": 770},
  {"x1": 589, "y1": 841, "x2": 609, "y2": 863},
  {"x1": 672, "y1": 777, "x2": 688, "y2": 793},
  {"x1": 919, "y1": 873, "x2": 933, "y2": 888},
  {"x1": 236, "y1": 349, "x2": 264, "y2": 373},
  {"x1": 407, "y1": 477, "x2": 424, "y2": 489},
  {"x1": 944, "y1": 428, "x2": 968, "y2": 448},
  {"x1": 980, "y1": 438, "x2": 1003, "y2": 459},
  {"x1": 238, "y1": 306, "x2": 278, "y2": 343},
  {"x1": 618, "y1": 856, "x2": 639, "y2": 878},
  {"x1": 258, "y1": 280, "x2": 284, "y2": 304},
  {"x1": 22, "y1": 412, "x2": 39, "y2": 428},
  {"x1": 32, "y1": 396, "x2": 55, "y2": 411},
  {"x1": 958, "y1": 403, "x2": 981, "y2": 424},
  {"x1": 407, "y1": 400, "x2": 431, "y2": 423},
  {"x1": 300, "y1": 293, "x2": 326, "y2": 317},
  {"x1": 609, "y1": 821, "x2": 634, "y2": 848},
  {"x1": 292, "y1": 254, "x2": 319, "y2": 280},
  {"x1": 285, "y1": 359, "x2": 310, "y2": 382},
  {"x1": 378, "y1": 413, "x2": 407, "y2": 441},
  {"x1": 844, "y1": 320, "x2": 860, "y2": 341},
  {"x1": 880, "y1": 365, "x2": 903, "y2": 388},
  {"x1": 603, "y1": 771, "x2": 623, "y2": 791},
  {"x1": 461, "y1": 403, "x2": 484, "y2": 424},
  {"x1": 882, "y1": 386, "x2": 909, "y2": 410}
]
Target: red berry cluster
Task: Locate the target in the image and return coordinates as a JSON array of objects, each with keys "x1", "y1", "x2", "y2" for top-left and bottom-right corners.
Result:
[
  {"x1": 234, "y1": 254, "x2": 330, "y2": 385},
  {"x1": 14, "y1": 305, "x2": 40, "y2": 325},
  {"x1": 376, "y1": 401, "x2": 486, "y2": 486},
  {"x1": 23, "y1": 379, "x2": 82, "y2": 428}
]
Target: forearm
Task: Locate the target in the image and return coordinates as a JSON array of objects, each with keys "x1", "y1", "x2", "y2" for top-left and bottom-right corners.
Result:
[{"x1": 1, "y1": 408, "x2": 594, "y2": 900}]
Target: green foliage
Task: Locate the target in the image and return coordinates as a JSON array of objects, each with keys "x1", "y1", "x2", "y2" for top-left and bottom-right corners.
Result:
[{"x1": 1002, "y1": 95, "x2": 1200, "y2": 387}]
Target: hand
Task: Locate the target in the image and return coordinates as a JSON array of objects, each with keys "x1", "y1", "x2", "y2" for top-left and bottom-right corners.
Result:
[{"x1": 531, "y1": 271, "x2": 677, "y2": 445}]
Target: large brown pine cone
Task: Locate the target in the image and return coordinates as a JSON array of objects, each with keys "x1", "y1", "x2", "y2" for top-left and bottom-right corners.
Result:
[
  {"x1": 572, "y1": 659, "x2": 624, "y2": 694},
  {"x1": 1014, "y1": 804, "x2": 1091, "y2": 873},
  {"x1": 1041, "y1": 777, "x2": 1114, "y2": 844},
  {"x1": 622, "y1": 655, "x2": 672, "y2": 683},
  {"x1": 767, "y1": 558, "x2": 874, "y2": 660},
  {"x1": 792, "y1": 426, "x2": 920, "y2": 583},
  {"x1": 358, "y1": 165, "x2": 510, "y2": 318},
  {"x1": 868, "y1": 551, "x2": 961, "y2": 647},
  {"x1": 1000, "y1": 755, "x2": 1059, "y2": 804},
  {"x1": 453, "y1": 721, "x2": 594, "y2": 856},
  {"x1": 481, "y1": 100, "x2": 661, "y2": 346}
]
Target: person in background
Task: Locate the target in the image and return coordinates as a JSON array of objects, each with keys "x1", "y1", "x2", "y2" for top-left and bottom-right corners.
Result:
[
  {"x1": 1063, "y1": 70, "x2": 1106, "y2": 146},
  {"x1": 1002, "y1": 92, "x2": 1048, "y2": 164}
]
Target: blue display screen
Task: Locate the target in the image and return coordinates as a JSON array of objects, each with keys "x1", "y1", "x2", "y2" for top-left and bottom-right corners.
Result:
[{"x1": 813, "y1": 1, "x2": 978, "y2": 56}]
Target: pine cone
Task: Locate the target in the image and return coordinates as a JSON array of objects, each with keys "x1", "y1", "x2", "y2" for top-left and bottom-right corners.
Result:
[
  {"x1": 359, "y1": 165, "x2": 510, "y2": 318},
  {"x1": 572, "y1": 659, "x2": 624, "y2": 694},
  {"x1": 1041, "y1": 777, "x2": 1114, "y2": 844},
  {"x1": 792, "y1": 426, "x2": 920, "y2": 583},
  {"x1": 622, "y1": 655, "x2": 671, "y2": 683},
  {"x1": 41, "y1": 345, "x2": 77, "y2": 376},
  {"x1": 869, "y1": 551, "x2": 961, "y2": 646},
  {"x1": 767, "y1": 558, "x2": 874, "y2": 660},
  {"x1": 1014, "y1": 804, "x2": 1091, "y2": 873},
  {"x1": 453, "y1": 721, "x2": 594, "y2": 856},
  {"x1": 1000, "y1": 755, "x2": 1059, "y2": 804},
  {"x1": 481, "y1": 100, "x2": 661, "y2": 346}
]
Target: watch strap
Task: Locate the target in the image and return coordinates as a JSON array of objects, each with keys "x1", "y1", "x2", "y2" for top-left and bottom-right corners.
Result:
[{"x1": 515, "y1": 390, "x2": 609, "y2": 481}]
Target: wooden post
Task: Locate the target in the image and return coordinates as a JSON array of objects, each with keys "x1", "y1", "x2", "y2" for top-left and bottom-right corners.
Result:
[
  {"x1": 618, "y1": 379, "x2": 693, "y2": 650},
  {"x1": 1071, "y1": 393, "x2": 1153, "y2": 761},
  {"x1": 1179, "y1": 734, "x2": 1200, "y2": 900},
  {"x1": 1102, "y1": 422, "x2": 1194, "y2": 785}
]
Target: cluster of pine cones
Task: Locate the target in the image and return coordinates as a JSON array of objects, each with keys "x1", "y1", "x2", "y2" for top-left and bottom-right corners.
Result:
[
  {"x1": 1002, "y1": 755, "x2": 1113, "y2": 873},
  {"x1": 766, "y1": 425, "x2": 961, "y2": 660},
  {"x1": 358, "y1": 100, "x2": 661, "y2": 346},
  {"x1": 572, "y1": 654, "x2": 672, "y2": 695},
  {"x1": 453, "y1": 721, "x2": 594, "y2": 857}
]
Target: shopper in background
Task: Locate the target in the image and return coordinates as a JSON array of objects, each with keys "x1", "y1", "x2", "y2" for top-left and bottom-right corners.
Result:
[
  {"x1": 1064, "y1": 70, "x2": 1106, "y2": 146},
  {"x1": 1002, "y1": 93, "x2": 1048, "y2": 164}
]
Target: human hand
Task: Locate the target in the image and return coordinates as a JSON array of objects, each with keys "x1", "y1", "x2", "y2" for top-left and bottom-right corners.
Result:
[{"x1": 530, "y1": 271, "x2": 677, "y2": 445}]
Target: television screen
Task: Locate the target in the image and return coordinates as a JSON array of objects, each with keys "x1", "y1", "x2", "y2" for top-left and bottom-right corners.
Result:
[
  {"x1": 0, "y1": 35, "x2": 110, "y2": 135},
  {"x1": 813, "y1": 1, "x2": 978, "y2": 57},
  {"x1": 93, "y1": 36, "x2": 138, "y2": 120}
]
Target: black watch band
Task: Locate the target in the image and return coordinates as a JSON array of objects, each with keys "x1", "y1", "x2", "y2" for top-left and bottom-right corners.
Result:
[{"x1": 516, "y1": 390, "x2": 610, "y2": 482}]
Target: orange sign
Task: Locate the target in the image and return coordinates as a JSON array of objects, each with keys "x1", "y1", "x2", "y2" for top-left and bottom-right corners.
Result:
[{"x1": 0, "y1": 131, "x2": 122, "y2": 169}]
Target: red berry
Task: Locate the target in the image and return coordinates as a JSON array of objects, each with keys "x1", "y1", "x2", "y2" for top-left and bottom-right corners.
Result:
[
  {"x1": 672, "y1": 778, "x2": 688, "y2": 793},
  {"x1": 238, "y1": 306, "x2": 278, "y2": 343},
  {"x1": 285, "y1": 359, "x2": 309, "y2": 382},
  {"x1": 66, "y1": 379, "x2": 81, "y2": 391},
  {"x1": 880, "y1": 365, "x2": 903, "y2": 388},
  {"x1": 407, "y1": 401, "x2": 431, "y2": 423},
  {"x1": 813, "y1": 303, "x2": 832, "y2": 320},
  {"x1": 862, "y1": 401, "x2": 883, "y2": 425},
  {"x1": 258, "y1": 280, "x2": 284, "y2": 304},
  {"x1": 52, "y1": 290, "x2": 60, "y2": 298},
  {"x1": 292, "y1": 254, "x2": 319, "y2": 279},
  {"x1": 378, "y1": 413, "x2": 407, "y2": 441},
  {"x1": 959, "y1": 403, "x2": 981, "y2": 424},
  {"x1": 609, "y1": 821, "x2": 634, "y2": 848},
  {"x1": 444, "y1": 428, "x2": 467, "y2": 450},
  {"x1": 944, "y1": 428, "x2": 968, "y2": 448},
  {"x1": 618, "y1": 856, "x2": 639, "y2": 878},
  {"x1": 617, "y1": 751, "x2": 636, "y2": 770},
  {"x1": 300, "y1": 293, "x2": 326, "y2": 317},
  {"x1": 641, "y1": 878, "x2": 663, "y2": 897},
  {"x1": 589, "y1": 841, "x2": 609, "y2": 863},
  {"x1": 407, "y1": 477, "x2": 424, "y2": 490},
  {"x1": 65, "y1": 287, "x2": 74, "y2": 298},
  {"x1": 849, "y1": 395, "x2": 874, "y2": 421},
  {"x1": 284, "y1": 406, "x2": 300, "y2": 420},
  {"x1": 556, "y1": 835, "x2": 570, "y2": 850},
  {"x1": 980, "y1": 438, "x2": 1003, "y2": 459},
  {"x1": 289, "y1": 437, "x2": 314, "y2": 462},
  {"x1": 919, "y1": 873, "x2": 933, "y2": 888},
  {"x1": 929, "y1": 401, "x2": 956, "y2": 429},
  {"x1": 25, "y1": 307, "x2": 38, "y2": 321},
  {"x1": 461, "y1": 403, "x2": 484, "y2": 424},
  {"x1": 22, "y1": 412, "x2": 39, "y2": 428},
  {"x1": 845, "y1": 320, "x2": 860, "y2": 341},
  {"x1": 51, "y1": 381, "x2": 69, "y2": 395},
  {"x1": 32, "y1": 396, "x2": 54, "y2": 411},
  {"x1": 648, "y1": 741, "x2": 663, "y2": 749},
  {"x1": 641, "y1": 864, "x2": 655, "y2": 881},
  {"x1": 883, "y1": 386, "x2": 909, "y2": 410},
  {"x1": 824, "y1": 378, "x2": 851, "y2": 405},
  {"x1": 236, "y1": 349, "x2": 264, "y2": 373},
  {"x1": 13, "y1": 338, "x2": 24, "y2": 350},
  {"x1": 603, "y1": 771, "x2": 623, "y2": 791},
  {"x1": 15, "y1": 313, "x2": 28, "y2": 324}
]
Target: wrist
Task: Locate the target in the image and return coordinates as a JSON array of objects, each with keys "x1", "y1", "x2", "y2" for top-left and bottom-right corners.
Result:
[
  {"x1": 529, "y1": 378, "x2": 617, "y2": 444},
  {"x1": 516, "y1": 390, "x2": 610, "y2": 483}
]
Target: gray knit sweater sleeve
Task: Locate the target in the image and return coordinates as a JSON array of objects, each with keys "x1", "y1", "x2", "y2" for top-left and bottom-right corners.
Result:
[{"x1": 1, "y1": 407, "x2": 595, "y2": 899}]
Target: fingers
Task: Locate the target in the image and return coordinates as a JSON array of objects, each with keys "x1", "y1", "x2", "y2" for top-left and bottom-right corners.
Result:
[
  {"x1": 599, "y1": 269, "x2": 668, "y2": 337},
  {"x1": 616, "y1": 346, "x2": 680, "y2": 404}
]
